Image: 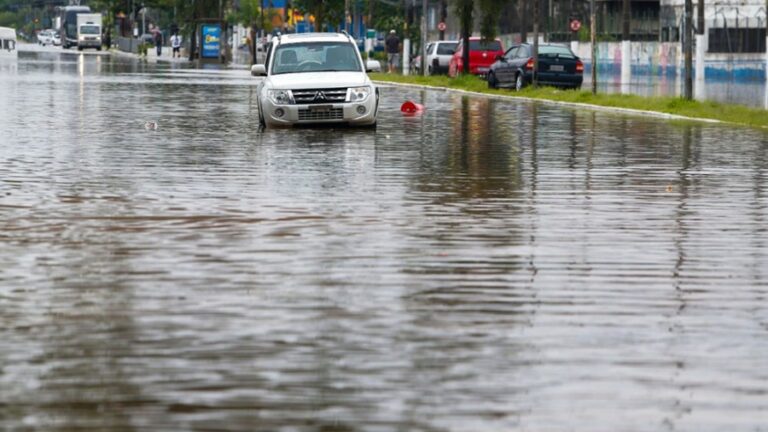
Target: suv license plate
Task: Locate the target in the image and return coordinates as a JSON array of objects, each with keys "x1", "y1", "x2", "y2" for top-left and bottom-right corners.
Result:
[{"x1": 309, "y1": 105, "x2": 333, "y2": 112}]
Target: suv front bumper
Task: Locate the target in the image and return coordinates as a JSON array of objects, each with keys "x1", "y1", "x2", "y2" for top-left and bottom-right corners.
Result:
[{"x1": 261, "y1": 95, "x2": 378, "y2": 127}]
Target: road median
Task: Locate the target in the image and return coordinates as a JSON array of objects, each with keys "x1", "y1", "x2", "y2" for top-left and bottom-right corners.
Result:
[{"x1": 371, "y1": 72, "x2": 768, "y2": 130}]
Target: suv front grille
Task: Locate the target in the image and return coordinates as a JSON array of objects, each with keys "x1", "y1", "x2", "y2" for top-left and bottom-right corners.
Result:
[
  {"x1": 293, "y1": 88, "x2": 347, "y2": 104},
  {"x1": 298, "y1": 108, "x2": 344, "y2": 121}
]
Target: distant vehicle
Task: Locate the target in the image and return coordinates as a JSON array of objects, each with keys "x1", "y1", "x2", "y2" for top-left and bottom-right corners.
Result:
[
  {"x1": 52, "y1": 31, "x2": 61, "y2": 46},
  {"x1": 37, "y1": 29, "x2": 55, "y2": 46},
  {"x1": 56, "y1": 5, "x2": 90, "y2": 48},
  {"x1": 250, "y1": 32, "x2": 380, "y2": 128},
  {"x1": 0, "y1": 26, "x2": 17, "y2": 60},
  {"x1": 487, "y1": 43, "x2": 584, "y2": 91},
  {"x1": 424, "y1": 40, "x2": 458, "y2": 75},
  {"x1": 448, "y1": 37, "x2": 504, "y2": 78},
  {"x1": 76, "y1": 13, "x2": 102, "y2": 51}
]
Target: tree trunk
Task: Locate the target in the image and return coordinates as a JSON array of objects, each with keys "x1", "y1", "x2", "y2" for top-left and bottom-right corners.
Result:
[
  {"x1": 622, "y1": 0, "x2": 630, "y2": 40},
  {"x1": 697, "y1": 0, "x2": 704, "y2": 35},
  {"x1": 461, "y1": 1, "x2": 471, "y2": 75},
  {"x1": 519, "y1": 0, "x2": 527, "y2": 43}
]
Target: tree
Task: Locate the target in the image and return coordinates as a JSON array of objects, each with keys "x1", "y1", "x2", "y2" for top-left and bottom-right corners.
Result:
[
  {"x1": 452, "y1": 0, "x2": 505, "y2": 75},
  {"x1": 292, "y1": 0, "x2": 344, "y2": 32}
]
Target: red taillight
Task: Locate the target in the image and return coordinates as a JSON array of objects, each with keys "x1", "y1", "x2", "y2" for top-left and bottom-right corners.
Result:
[
  {"x1": 525, "y1": 58, "x2": 534, "y2": 70},
  {"x1": 575, "y1": 60, "x2": 584, "y2": 73}
]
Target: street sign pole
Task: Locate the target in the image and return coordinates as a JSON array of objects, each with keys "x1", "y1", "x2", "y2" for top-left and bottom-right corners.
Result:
[{"x1": 590, "y1": 0, "x2": 597, "y2": 94}]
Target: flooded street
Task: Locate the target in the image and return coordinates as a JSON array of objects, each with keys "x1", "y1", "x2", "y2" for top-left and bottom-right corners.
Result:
[{"x1": 2, "y1": 49, "x2": 768, "y2": 431}]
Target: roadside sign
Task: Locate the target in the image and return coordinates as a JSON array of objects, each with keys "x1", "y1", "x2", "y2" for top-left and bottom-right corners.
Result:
[
  {"x1": 437, "y1": 22, "x2": 446, "y2": 32},
  {"x1": 201, "y1": 24, "x2": 221, "y2": 58},
  {"x1": 570, "y1": 19, "x2": 581, "y2": 32}
]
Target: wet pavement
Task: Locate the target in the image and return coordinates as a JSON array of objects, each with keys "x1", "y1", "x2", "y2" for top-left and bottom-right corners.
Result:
[{"x1": 2, "y1": 48, "x2": 768, "y2": 431}]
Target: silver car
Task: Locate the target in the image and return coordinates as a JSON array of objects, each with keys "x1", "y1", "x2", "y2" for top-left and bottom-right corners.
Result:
[
  {"x1": 250, "y1": 32, "x2": 381, "y2": 128},
  {"x1": 424, "y1": 40, "x2": 458, "y2": 75}
]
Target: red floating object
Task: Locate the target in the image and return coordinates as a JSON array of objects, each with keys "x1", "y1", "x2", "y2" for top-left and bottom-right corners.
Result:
[{"x1": 400, "y1": 100, "x2": 424, "y2": 115}]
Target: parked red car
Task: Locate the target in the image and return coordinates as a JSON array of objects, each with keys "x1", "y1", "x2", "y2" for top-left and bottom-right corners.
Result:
[{"x1": 448, "y1": 37, "x2": 505, "y2": 77}]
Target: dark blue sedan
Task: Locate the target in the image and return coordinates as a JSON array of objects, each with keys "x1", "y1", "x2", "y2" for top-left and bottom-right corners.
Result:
[{"x1": 487, "y1": 43, "x2": 584, "y2": 91}]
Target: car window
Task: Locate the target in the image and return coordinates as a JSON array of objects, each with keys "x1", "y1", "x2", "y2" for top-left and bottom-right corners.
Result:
[
  {"x1": 516, "y1": 46, "x2": 530, "y2": 58},
  {"x1": 426, "y1": 43, "x2": 434, "y2": 55},
  {"x1": 468, "y1": 40, "x2": 501, "y2": 51},
  {"x1": 272, "y1": 42, "x2": 361, "y2": 74},
  {"x1": 504, "y1": 47, "x2": 518, "y2": 60},
  {"x1": 437, "y1": 42, "x2": 457, "y2": 55},
  {"x1": 539, "y1": 45, "x2": 576, "y2": 58}
]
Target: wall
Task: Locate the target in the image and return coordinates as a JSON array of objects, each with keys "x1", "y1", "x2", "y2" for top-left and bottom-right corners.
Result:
[{"x1": 569, "y1": 40, "x2": 766, "y2": 81}]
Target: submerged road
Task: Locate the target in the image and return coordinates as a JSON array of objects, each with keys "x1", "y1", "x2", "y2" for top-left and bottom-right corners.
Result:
[{"x1": 1, "y1": 49, "x2": 768, "y2": 431}]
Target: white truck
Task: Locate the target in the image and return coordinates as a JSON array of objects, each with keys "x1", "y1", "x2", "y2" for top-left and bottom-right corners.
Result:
[{"x1": 76, "y1": 13, "x2": 102, "y2": 51}]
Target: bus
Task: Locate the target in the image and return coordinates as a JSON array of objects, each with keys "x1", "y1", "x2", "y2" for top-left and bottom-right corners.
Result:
[
  {"x1": 0, "y1": 27, "x2": 17, "y2": 61},
  {"x1": 56, "y1": 5, "x2": 91, "y2": 48}
]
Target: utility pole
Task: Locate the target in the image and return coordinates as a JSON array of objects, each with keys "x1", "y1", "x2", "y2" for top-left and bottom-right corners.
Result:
[
  {"x1": 621, "y1": 0, "x2": 630, "y2": 88},
  {"x1": 421, "y1": 0, "x2": 427, "y2": 75},
  {"x1": 684, "y1": 0, "x2": 693, "y2": 99},
  {"x1": 695, "y1": 0, "x2": 706, "y2": 86},
  {"x1": 439, "y1": 0, "x2": 446, "y2": 40},
  {"x1": 533, "y1": 0, "x2": 539, "y2": 87},
  {"x1": 590, "y1": 0, "x2": 597, "y2": 94}
]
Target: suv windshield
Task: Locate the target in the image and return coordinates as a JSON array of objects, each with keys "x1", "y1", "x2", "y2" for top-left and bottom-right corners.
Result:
[{"x1": 272, "y1": 42, "x2": 361, "y2": 74}]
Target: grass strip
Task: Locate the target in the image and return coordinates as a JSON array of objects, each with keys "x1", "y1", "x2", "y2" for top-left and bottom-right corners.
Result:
[{"x1": 370, "y1": 72, "x2": 768, "y2": 129}]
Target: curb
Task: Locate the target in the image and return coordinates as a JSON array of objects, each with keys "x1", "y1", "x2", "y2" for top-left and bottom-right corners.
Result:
[{"x1": 373, "y1": 80, "x2": 726, "y2": 126}]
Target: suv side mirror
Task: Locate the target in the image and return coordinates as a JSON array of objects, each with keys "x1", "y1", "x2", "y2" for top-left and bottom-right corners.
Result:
[
  {"x1": 365, "y1": 60, "x2": 381, "y2": 73},
  {"x1": 251, "y1": 64, "x2": 266, "y2": 76}
]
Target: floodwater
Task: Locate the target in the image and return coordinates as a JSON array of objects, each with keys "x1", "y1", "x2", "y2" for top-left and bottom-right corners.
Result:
[{"x1": 2, "y1": 48, "x2": 768, "y2": 432}]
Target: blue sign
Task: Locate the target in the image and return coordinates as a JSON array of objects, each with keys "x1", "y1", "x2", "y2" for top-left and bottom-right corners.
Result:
[{"x1": 201, "y1": 24, "x2": 221, "y2": 58}]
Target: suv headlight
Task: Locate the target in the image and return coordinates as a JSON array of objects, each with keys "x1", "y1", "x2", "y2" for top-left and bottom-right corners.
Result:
[
  {"x1": 267, "y1": 89, "x2": 294, "y2": 105},
  {"x1": 347, "y1": 86, "x2": 371, "y2": 103}
]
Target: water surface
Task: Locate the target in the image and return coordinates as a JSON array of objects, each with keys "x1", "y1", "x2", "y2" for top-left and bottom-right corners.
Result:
[{"x1": 1, "y1": 50, "x2": 768, "y2": 431}]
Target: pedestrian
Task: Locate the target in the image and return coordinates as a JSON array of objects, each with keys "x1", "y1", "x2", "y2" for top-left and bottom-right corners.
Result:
[
  {"x1": 154, "y1": 30, "x2": 163, "y2": 57},
  {"x1": 170, "y1": 32, "x2": 182, "y2": 58},
  {"x1": 385, "y1": 29, "x2": 400, "y2": 73}
]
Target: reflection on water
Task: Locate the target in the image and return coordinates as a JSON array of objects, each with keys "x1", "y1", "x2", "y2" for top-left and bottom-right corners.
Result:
[{"x1": 2, "y1": 51, "x2": 768, "y2": 431}]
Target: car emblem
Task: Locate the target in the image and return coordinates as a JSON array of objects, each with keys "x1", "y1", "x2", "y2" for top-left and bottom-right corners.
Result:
[{"x1": 314, "y1": 91, "x2": 327, "y2": 101}]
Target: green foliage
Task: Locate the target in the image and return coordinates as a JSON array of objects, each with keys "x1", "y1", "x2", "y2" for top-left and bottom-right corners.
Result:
[
  {"x1": 138, "y1": 42, "x2": 150, "y2": 56},
  {"x1": 0, "y1": 11, "x2": 16, "y2": 28},
  {"x1": 292, "y1": 0, "x2": 344, "y2": 31}
]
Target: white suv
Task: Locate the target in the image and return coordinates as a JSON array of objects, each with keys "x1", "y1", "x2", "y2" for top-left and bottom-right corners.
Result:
[{"x1": 250, "y1": 32, "x2": 380, "y2": 128}]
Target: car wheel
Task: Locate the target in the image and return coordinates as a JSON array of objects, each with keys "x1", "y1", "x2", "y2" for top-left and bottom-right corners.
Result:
[
  {"x1": 515, "y1": 73, "x2": 525, "y2": 91},
  {"x1": 487, "y1": 72, "x2": 498, "y2": 89}
]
